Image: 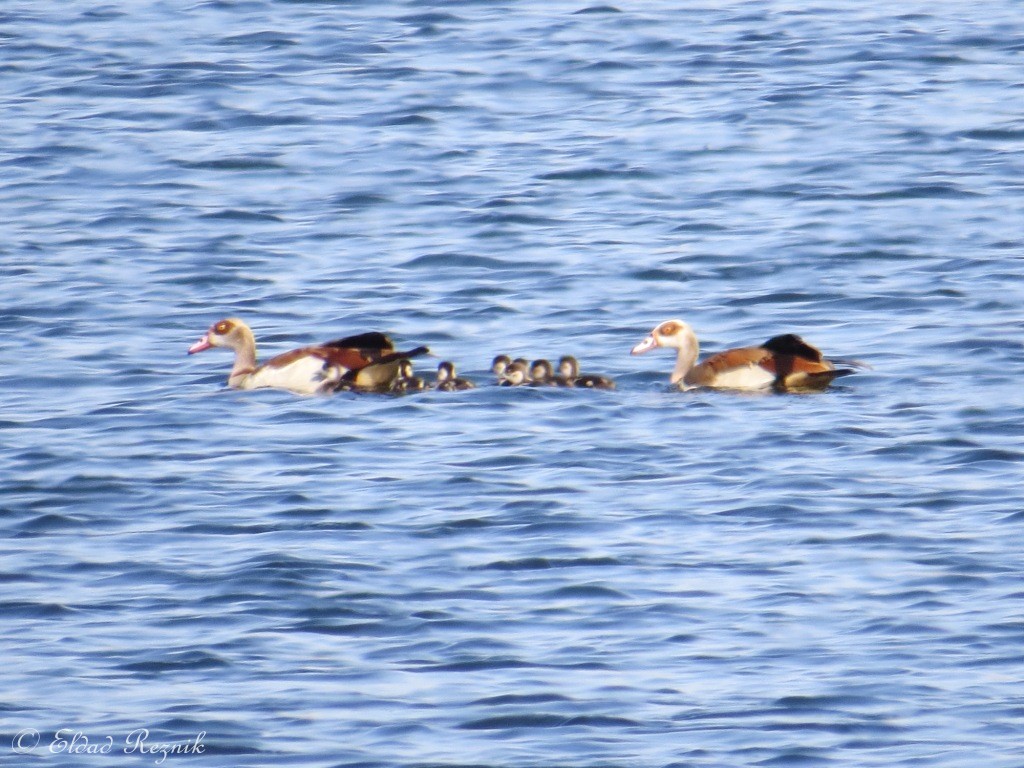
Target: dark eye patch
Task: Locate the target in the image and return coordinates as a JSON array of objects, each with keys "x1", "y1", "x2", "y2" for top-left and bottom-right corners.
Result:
[{"x1": 214, "y1": 321, "x2": 232, "y2": 334}]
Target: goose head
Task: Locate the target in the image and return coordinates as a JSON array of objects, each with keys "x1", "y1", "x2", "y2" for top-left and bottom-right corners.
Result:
[
  {"x1": 188, "y1": 317, "x2": 255, "y2": 356},
  {"x1": 631, "y1": 319, "x2": 700, "y2": 384}
]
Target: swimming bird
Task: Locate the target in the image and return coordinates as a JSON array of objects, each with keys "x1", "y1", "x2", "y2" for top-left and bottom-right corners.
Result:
[
  {"x1": 631, "y1": 319, "x2": 860, "y2": 392},
  {"x1": 557, "y1": 355, "x2": 616, "y2": 390},
  {"x1": 529, "y1": 359, "x2": 555, "y2": 386},
  {"x1": 188, "y1": 317, "x2": 428, "y2": 395},
  {"x1": 491, "y1": 355, "x2": 512, "y2": 379},
  {"x1": 436, "y1": 361, "x2": 475, "y2": 391},
  {"x1": 390, "y1": 359, "x2": 427, "y2": 393},
  {"x1": 530, "y1": 359, "x2": 573, "y2": 387},
  {"x1": 499, "y1": 360, "x2": 532, "y2": 386}
]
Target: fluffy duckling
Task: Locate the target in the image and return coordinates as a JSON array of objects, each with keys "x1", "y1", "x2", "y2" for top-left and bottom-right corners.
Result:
[
  {"x1": 491, "y1": 354, "x2": 512, "y2": 379},
  {"x1": 529, "y1": 359, "x2": 556, "y2": 386},
  {"x1": 500, "y1": 360, "x2": 531, "y2": 386},
  {"x1": 558, "y1": 355, "x2": 616, "y2": 390},
  {"x1": 390, "y1": 359, "x2": 427, "y2": 393},
  {"x1": 436, "y1": 361, "x2": 475, "y2": 391},
  {"x1": 530, "y1": 359, "x2": 573, "y2": 387}
]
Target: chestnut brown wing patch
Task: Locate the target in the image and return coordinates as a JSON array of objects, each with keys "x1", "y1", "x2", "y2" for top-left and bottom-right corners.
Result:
[
  {"x1": 771, "y1": 352, "x2": 836, "y2": 380},
  {"x1": 316, "y1": 346, "x2": 376, "y2": 369},
  {"x1": 266, "y1": 344, "x2": 430, "y2": 376},
  {"x1": 688, "y1": 346, "x2": 774, "y2": 385},
  {"x1": 264, "y1": 346, "x2": 371, "y2": 371},
  {"x1": 706, "y1": 347, "x2": 774, "y2": 372}
]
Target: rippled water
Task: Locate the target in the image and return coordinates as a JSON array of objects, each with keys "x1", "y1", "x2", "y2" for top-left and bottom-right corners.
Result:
[{"x1": 3, "y1": 2, "x2": 1024, "y2": 766}]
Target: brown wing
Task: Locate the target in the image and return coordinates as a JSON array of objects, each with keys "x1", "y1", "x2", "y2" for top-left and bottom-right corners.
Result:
[
  {"x1": 770, "y1": 350, "x2": 836, "y2": 382},
  {"x1": 765, "y1": 338, "x2": 846, "y2": 391},
  {"x1": 686, "y1": 346, "x2": 775, "y2": 386},
  {"x1": 689, "y1": 335, "x2": 852, "y2": 391},
  {"x1": 265, "y1": 346, "x2": 375, "y2": 372},
  {"x1": 268, "y1": 343, "x2": 429, "y2": 377},
  {"x1": 759, "y1": 334, "x2": 865, "y2": 390}
]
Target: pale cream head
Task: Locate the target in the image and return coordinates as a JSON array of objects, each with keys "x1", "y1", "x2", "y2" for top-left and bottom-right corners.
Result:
[
  {"x1": 188, "y1": 317, "x2": 254, "y2": 355},
  {"x1": 631, "y1": 319, "x2": 700, "y2": 384}
]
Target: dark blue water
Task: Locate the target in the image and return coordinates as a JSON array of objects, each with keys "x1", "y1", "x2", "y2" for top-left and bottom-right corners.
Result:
[{"x1": 3, "y1": 2, "x2": 1024, "y2": 766}]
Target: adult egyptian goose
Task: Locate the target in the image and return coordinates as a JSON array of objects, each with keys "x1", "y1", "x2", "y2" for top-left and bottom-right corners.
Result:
[
  {"x1": 631, "y1": 319, "x2": 860, "y2": 392},
  {"x1": 436, "y1": 361, "x2": 475, "y2": 391},
  {"x1": 188, "y1": 317, "x2": 428, "y2": 395},
  {"x1": 557, "y1": 356, "x2": 616, "y2": 390}
]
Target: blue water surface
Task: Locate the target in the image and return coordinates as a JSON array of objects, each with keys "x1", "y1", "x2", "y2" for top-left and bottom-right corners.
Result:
[{"x1": 2, "y1": 1, "x2": 1024, "y2": 766}]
